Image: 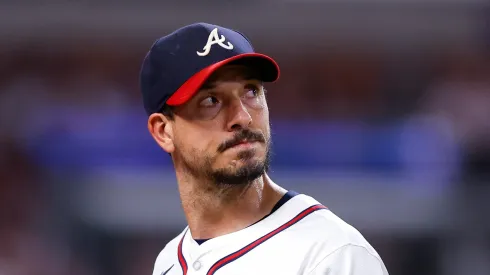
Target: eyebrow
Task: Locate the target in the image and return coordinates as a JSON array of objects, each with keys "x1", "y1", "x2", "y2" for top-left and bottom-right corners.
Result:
[{"x1": 199, "y1": 81, "x2": 217, "y2": 91}]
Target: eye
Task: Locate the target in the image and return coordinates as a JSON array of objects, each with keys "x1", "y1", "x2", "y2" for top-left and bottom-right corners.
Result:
[
  {"x1": 199, "y1": 96, "x2": 220, "y2": 107},
  {"x1": 244, "y1": 85, "x2": 261, "y2": 98}
]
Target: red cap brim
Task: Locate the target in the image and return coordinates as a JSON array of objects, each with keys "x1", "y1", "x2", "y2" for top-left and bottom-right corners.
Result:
[{"x1": 166, "y1": 53, "x2": 280, "y2": 106}]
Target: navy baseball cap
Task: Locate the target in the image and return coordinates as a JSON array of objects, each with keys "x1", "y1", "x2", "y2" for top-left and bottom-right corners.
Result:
[{"x1": 139, "y1": 22, "x2": 280, "y2": 115}]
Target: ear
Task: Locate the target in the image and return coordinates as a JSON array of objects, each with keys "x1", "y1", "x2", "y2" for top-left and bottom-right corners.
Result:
[{"x1": 147, "y1": 113, "x2": 175, "y2": 154}]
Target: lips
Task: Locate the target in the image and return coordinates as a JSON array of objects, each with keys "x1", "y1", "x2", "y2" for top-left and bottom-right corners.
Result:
[
  {"x1": 230, "y1": 139, "x2": 253, "y2": 148},
  {"x1": 217, "y1": 130, "x2": 266, "y2": 153},
  {"x1": 237, "y1": 140, "x2": 250, "y2": 145}
]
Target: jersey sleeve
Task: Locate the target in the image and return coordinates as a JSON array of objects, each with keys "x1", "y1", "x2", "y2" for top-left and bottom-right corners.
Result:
[
  {"x1": 306, "y1": 244, "x2": 389, "y2": 275},
  {"x1": 152, "y1": 247, "x2": 167, "y2": 275}
]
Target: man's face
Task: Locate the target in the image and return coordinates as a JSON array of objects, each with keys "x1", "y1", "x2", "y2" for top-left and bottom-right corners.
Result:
[{"x1": 169, "y1": 65, "x2": 272, "y2": 185}]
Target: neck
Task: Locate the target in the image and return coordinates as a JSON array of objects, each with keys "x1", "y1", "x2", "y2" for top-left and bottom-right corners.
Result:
[{"x1": 176, "y1": 172, "x2": 286, "y2": 240}]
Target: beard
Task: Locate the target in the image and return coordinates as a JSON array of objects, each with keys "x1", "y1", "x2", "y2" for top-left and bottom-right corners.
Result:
[
  {"x1": 211, "y1": 145, "x2": 271, "y2": 185},
  {"x1": 175, "y1": 129, "x2": 272, "y2": 187}
]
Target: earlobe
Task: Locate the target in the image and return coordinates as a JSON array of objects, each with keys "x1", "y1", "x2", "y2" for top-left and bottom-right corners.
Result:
[{"x1": 147, "y1": 114, "x2": 175, "y2": 154}]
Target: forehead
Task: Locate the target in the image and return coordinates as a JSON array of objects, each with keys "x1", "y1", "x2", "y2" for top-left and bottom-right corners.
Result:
[{"x1": 200, "y1": 64, "x2": 262, "y2": 90}]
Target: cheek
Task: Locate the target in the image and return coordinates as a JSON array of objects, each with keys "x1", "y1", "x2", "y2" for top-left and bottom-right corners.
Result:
[
  {"x1": 255, "y1": 97, "x2": 269, "y2": 122},
  {"x1": 252, "y1": 106, "x2": 270, "y2": 133},
  {"x1": 174, "y1": 125, "x2": 218, "y2": 153}
]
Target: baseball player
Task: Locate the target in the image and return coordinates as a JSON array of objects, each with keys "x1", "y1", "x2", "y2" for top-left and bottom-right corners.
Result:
[{"x1": 140, "y1": 22, "x2": 389, "y2": 275}]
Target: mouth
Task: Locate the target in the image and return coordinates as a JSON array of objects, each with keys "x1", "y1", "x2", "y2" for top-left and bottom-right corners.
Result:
[
  {"x1": 217, "y1": 131, "x2": 266, "y2": 153},
  {"x1": 229, "y1": 140, "x2": 256, "y2": 150},
  {"x1": 237, "y1": 140, "x2": 250, "y2": 145}
]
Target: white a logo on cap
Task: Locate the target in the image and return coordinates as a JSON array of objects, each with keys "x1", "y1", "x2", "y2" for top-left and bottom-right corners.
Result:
[{"x1": 197, "y1": 28, "x2": 234, "y2": 57}]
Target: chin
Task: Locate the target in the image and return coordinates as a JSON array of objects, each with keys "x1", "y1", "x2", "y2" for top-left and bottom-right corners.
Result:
[
  {"x1": 212, "y1": 157, "x2": 269, "y2": 186},
  {"x1": 212, "y1": 165, "x2": 266, "y2": 186},
  {"x1": 210, "y1": 145, "x2": 271, "y2": 185},
  {"x1": 232, "y1": 150, "x2": 267, "y2": 169}
]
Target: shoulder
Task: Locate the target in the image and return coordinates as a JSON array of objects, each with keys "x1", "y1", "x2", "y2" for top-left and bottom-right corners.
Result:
[
  {"x1": 152, "y1": 228, "x2": 187, "y2": 275},
  {"x1": 308, "y1": 204, "x2": 377, "y2": 252},
  {"x1": 306, "y1": 244, "x2": 389, "y2": 275},
  {"x1": 287, "y1": 194, "x2": 388, "y2": 273},
  {"x1": 292, "y1": 194, "x2": 375, "y2": 247}
]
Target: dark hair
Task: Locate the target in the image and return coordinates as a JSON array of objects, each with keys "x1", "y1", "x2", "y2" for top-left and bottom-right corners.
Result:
[{"x1": 161, "y1": 104, "x2": 175, "y2": 120}]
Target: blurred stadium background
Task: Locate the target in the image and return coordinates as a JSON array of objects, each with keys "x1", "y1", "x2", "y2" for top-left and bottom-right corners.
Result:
[{"x1": 1, "y1": 1, "x2": 490, "y2": 275}]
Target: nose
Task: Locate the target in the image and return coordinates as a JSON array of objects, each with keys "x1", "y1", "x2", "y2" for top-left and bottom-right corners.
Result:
[{"x1": 226, "y1": 99, "x2": 252, "y2": 131}]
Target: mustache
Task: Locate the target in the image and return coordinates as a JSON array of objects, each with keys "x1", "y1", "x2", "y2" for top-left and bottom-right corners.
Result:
[{"x1": 217, "y1": 129, "x2": 266, "y2": 153}]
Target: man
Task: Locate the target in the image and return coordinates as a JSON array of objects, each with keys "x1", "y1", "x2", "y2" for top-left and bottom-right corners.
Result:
[{"x1": 140, "y1": 22, "x2": 389, "y2": 275}]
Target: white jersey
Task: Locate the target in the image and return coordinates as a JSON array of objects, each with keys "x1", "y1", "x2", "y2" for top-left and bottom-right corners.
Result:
[{"x1": 152, "y1": 192, "x2": 389, "y2": 275}]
